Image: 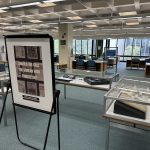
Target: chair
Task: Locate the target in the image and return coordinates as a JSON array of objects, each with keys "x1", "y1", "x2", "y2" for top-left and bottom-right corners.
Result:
[
  {"x1": 76, "y1": 59, "x2": 85, "y2": 70},
  {"x1": 131, "y1": 58, "x2": 140, "y2": 69},
  {"x1": 0, "y1": 64, "x2": 5, "y2": 72},
  {"x1": 87, "y1": 59, "x2": 96, "y2": 71}
]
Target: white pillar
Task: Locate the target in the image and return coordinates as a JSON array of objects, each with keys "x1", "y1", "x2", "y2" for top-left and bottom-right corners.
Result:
[{"x1": 58, "y1": 24, "x2": 73, "y2": 68}]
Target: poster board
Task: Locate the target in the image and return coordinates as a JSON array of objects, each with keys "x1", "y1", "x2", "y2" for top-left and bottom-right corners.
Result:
[
  {"x1": 5, "y1": 34, "x2": 55, "y2": 113},
  {"x1": 104, "y1": 47, "x2": 118, "y2": 58}
]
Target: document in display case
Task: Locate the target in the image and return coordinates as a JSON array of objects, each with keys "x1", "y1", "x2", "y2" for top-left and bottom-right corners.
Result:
[
  {"x1": 104, "y1": 76, "x2": 150, "y2": 126},
  {"x1": 104, "y1": 76, "x2": 150, "y2": 150}
]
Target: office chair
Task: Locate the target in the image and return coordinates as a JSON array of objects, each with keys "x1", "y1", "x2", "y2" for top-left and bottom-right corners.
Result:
[
  {"x1": 131, "y1": 58, "x2": 140, "y2": 69},
  {"x1": 0, "y1": 64, "x2": 5, "y2": 72},
  {"x1": 76, "y1": 59, "x2": 85, "y2": 70},
  {"x1": 87, "y1": 59, "x2": 96, "y2": 71}
]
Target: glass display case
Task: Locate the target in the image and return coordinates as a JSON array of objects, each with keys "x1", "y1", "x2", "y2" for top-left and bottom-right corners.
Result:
[
  {"x1": 55, "y1": 69, "x2": 119, "y2": 90},
  {"x1": 104, "y1": 76, "x2": 150, "y2": 127}
]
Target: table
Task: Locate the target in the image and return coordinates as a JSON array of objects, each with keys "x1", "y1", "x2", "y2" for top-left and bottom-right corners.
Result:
[
  {"x1": 55, "y1": 69, "x2": 119, "y2": 99},
  {"x1": 72, "y1": 60, "x2": 107, "y2": 72}
]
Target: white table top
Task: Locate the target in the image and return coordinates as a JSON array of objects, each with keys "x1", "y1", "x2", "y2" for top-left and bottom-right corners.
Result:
[{"x1": 56, "y1": 77, "x2": 115, "y2": 91}]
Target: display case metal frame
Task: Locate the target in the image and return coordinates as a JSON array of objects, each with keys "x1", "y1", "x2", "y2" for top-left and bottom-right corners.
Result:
[
  {"x1": 103, "y1": 76, "x2": 150, "y2": 150},
  {"x1": 55, "y1": 69, "x2": 119, "y2": 99}
]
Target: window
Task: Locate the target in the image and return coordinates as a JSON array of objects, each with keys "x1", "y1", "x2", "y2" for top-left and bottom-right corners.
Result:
[
  {"x1": 110, "y1": 39, "x2": 117, "y2": 47},
  {"x1": 124, "y1": 38, "x2": 133, "y2": 60},
  {"x1": 103, "y1": 39, "x2": 106, "y2": 52},
  {"x1": 132, "y1": 39, "x2": 141, "y2": 56},
  {"x1": 87, "y1": 39, "x2": 92, "y2": 55},
  {"x1": 73, "y1": 39, "x2": 76, "y2": 54},
  {"x1": 117, "y1": 39, "x2": 125, "y2": 61},
  {"x1": 82, "y1": 40, "x2": 88, "y2": 54},
  {"x1": 92, "y1": 40, "x2": 96, "y2": 55},
  {"x1": 76, "y1": 40, "x2": 81, "y2": 54},
  {"x1": 141, "y1": 38, "x2": 150, "y2": 56},
  {"x1": 54, "y1": 39, "x2": 59, "y2": 54}
]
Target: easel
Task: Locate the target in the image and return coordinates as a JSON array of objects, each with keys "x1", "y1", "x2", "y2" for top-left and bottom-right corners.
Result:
[
  {"x1": 0, "y1": 82, "x2": 61, "y2": 150},
  {"x1": 0, "y1": 81, "x2": 11, "y2": 124}
]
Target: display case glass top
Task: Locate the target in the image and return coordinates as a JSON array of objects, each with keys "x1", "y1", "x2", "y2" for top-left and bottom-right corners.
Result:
[
  {"x1": 55, "y1": 69, "x2": 118, "y2": 80},
  {"x1": 55, "y1": 69, "x2": 119, "y2": 91},
  {"x1": 105, "y1": 77, "x2": 150, "y2": 105}
]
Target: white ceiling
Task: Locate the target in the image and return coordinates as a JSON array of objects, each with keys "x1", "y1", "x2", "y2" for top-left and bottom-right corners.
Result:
[{"x1": 0, "y1": 0, "x2": 150, "y2": 38}]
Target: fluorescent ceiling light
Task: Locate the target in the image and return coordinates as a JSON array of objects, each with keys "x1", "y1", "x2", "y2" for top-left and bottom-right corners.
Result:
[
  {"x1": 0, "y1": 9, "x2": 7, "y2": 13},
  {"x1": 10, "y1": 2, "x2": 41, "y2": 8},
  {"x1": 82, "y1": 29, "x2": 97, "y2": 31},
  {"x1": 0, "y1": 7, "x2": 9, "y2": 10},
  {"x1": 112, "y1": 16, "x2": 142, "y2": 20},
  {"x1": 48, "y1": 22, "x2": 58, "y2": 24},
  {"x1": 119, "y1": 11, "x2": 137, "y2": 16},
  {"x1": 83, "y1": 21, "x2": 96, "y2": 24},
  {"x1": 123, "y1": 27, "x2": 144, "y2": 30},
  {"x1": 101, "y1": 28, "x2": 120, "y2": 30},
  {"x1": 43, "y1": 0, "x2": 65, "y2": 2},
  {"x1": 29, "y1": 20, "x2": 43, "y2": 23},
  {"x1": 126, "y1": 22, "x2": 139, "y2": 25},
  {"x1": 90, "y1": 19, "x2": 109, "y2": 22},
  {"x1": 61, "y1": 21, "x2": 81, "y2": 24},
  {"x1": 110, "y1": 33, "x2": 123, "y2": 35},
  {"x1": 129, "y1": 33, "x2": 143, "y2": 34},
  {"x1": 51, "y1": 29, "x2": 57, "y2": 32},
  {"x1": 38, "y1": 2, "x2": 56, "y2": 7},
  {"x1": 85, "y1": 24, "x2": 97, "y2": 28},
  {"x1": 30, "y1": 28, "x2": 40, "y2": 31},
  {"x1": 0, "y1": 23, "x2": 11, "y2": 25},
  {"x1": 67, "y1": 16, "x2": 82, "y2": 20}
]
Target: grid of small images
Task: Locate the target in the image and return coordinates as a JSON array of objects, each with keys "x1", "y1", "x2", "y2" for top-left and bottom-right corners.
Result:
[{"x1": 14, "y1": 45, "x2": 45, "y2": 97}]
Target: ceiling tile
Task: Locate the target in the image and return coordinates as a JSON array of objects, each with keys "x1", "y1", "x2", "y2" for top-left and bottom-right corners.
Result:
[
  {"x1": 92, "y1": 1, "x2": 108, "y2": 8},
  {"x1": 114, "y1": 0, "x2": 134, "y2": 6},
  {"x1": 140, "y1": 0, "x2": 150, "y2": 3},
  {"x1": 117, "y1": 6, "x2": 136, "y2": 12},
  {"x1": 72, "y1": 3, "x2": 86, "y2": 10}
]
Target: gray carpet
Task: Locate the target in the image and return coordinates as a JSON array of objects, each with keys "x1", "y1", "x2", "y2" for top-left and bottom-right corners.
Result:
[{"x1": 0, "y1": 62, "x2": 150, "y2": 150}]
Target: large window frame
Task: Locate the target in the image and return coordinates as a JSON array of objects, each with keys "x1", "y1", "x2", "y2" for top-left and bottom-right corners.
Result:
[
  {"x1": 56, "y1": 38, "x2": 150, "y2": 61},
  {"x1": 73, "y1": 39, "x2": 92, "y2": 55}
]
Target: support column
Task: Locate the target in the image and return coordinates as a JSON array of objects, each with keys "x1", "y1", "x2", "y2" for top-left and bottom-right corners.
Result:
[{"x1": 58, "y1": 24, "x2": 73, "y2": 68}]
